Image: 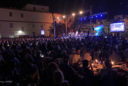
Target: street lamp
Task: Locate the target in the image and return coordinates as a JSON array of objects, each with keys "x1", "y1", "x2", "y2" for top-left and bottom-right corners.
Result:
[
  {"x1": 62, "y1": 15, "x2": 66, "y2": 19},
  {"x1": 79, "y1": 10, "x2": 83, "y2": 15},
  {"x1": 72, "y1": 13, "x2": 76, "y2": 17}
]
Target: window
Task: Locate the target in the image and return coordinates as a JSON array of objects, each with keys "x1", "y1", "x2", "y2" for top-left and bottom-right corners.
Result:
[
  {"x1": 42, "y1": 8, "x2": 44, "y2": 10},
  {"x1": 33, "y1": 7, "x2": 36, "y2": 11},
  {"x1": 41, "y1": 25, "x2": 43, "y2": 28},
  {"x1": 21, "y1": 13, "x2": 24, "y2": 18},
  {"x1": 9, "y1": 12, "x2": 13, "y2": 17},
  {"x1": 9, "y1": 23, "x2": 13, "y2": 28},
  {"x1": 32, "y1": 24, "x2": 35, "y2": 28},
  {"x1": 21, "y1": 27, "x2": 24, "y2": 31}
]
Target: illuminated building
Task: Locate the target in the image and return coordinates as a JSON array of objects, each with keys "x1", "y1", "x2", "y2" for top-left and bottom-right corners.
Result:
[{"x1": 0, "y1": 4, "x2": 62, "y2": 38}]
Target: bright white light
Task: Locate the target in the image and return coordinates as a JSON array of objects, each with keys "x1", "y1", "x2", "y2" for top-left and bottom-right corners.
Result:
[
  {"x1": 72, "y1": 13, "x2": 76, "y2": 17},
  {"x1": 57, "y1": 17, "x2": 60, "y2": 20},
  {"x1": 41, "y1": 30, "x2": 45, "y2": 35},
  {"x1": 110, "y1": 22, "x2": 125, "y2": 32},
  {"x1": 40, "y1": 54, "x2": 44, "y2": 58},
  {"x1": 62, "y1": 15, "x2": 66, "y2": 19},
  {"x1": 95, "y1": 59, "x2": 98, "y2": 63},
  {"x1": 17, "y1": 30, "x2": 25, "y2": 35},
  {"x1": 18, "y1": 30, "x2": 22, "y2": 34},
  {"x1": 56, "y1": 16, "x2": 61, "y2": 21},
  {"x1": 79, "y1": 11, "x2": 83, "y2": 15},
  {"x1": 111, "y1": 61, "x2": 115, "y2": 65},
  {"x1": 75, "y1": 31, "x2": 78, "y2": 36}
]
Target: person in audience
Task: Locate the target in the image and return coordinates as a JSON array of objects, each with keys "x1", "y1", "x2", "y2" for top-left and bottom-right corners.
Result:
[
  {"x1": 99, "y1": 59, "x2": 118, "y2": 86},
  {"x1": 80, "y1": 60, "x2": 94, "y2": 86},
  {"x1": 0, "y1": 36, "x2": 127, "y2": 86}
]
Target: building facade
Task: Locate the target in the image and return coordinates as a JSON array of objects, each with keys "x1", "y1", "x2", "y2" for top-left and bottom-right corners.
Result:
[{"x1": 0, "y1": 4, "x2": 62, "y2": 38}]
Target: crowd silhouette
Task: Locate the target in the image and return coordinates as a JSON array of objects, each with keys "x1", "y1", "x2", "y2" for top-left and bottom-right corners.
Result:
[{"x1": 0, "y1": 36, "x2": 127, "y2": 86}]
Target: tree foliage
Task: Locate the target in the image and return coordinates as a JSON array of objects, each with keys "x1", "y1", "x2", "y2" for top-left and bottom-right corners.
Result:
[{"x1": 49, "y1": 23, "x2": 66, "y2": 37}]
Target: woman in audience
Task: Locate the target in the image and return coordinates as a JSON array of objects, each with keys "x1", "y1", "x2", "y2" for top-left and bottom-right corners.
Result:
[{"x1": 0, "y1": 36, "x2": 127, "y2": 86}]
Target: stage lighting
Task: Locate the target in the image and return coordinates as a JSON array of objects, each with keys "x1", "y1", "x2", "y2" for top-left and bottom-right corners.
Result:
[
  {"x1": 72, "y1": 13, "x2": 76, "y2": 17},
  {"x1": 90, "y1": 16, "x2": 93, "y2": 19},
  {"x1": 62, "y1": 15, "x2": 66, "y2": 19},
  {"x1": 80, "y1": 17, "x2": 83, "y2": 21},
  {"x1": 84, "y1": 17, "x2": 86, "y2": 20},
  {"x1": 111, "y1": 61, "x2": 115, "y2": 65},
  {"x1": 94, "y1": 25, "x2": 104, "y2": 36},
  {"x1": 79, "y1": 10, "x2": 83, "y2": 15},
  {"x1": 100, "y1": 14, "x2": 103, "y2": 17},
  {"x1": 41, "y1": 29, "x2": 45, "y2": 35},
  {"x1": 57, "y1": 17, "x2": 60, "y2": 20}
]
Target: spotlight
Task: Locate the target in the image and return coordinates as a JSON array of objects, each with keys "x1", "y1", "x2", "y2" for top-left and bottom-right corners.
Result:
[
  {"x1": 84, "y1": 17, "x2": 86, "y2": 20},
  {"x1": 80, "y1": 17, "x2": 83, "y2": 21},
  {"x1": 111, "y1": 61, "x2": 115, "y2": 65},
  {"x1": 62, "y1": 15, "x2": 66, "y2": 19},
  {"x1": 57, "y1": 17, "x2": 60, "y2": 20},
  {"x1": 100, "y1": 14, "x2": 103, "y2": 17},
  {"x1": 90, "y1": 16, "x2": 93, "y2": 19},
  {"x1": 79, "y1": 10, "x2": 83, "y2": 15},
  {"x1": 72, "y1": 13, "x2": 76, "y2": 17}
]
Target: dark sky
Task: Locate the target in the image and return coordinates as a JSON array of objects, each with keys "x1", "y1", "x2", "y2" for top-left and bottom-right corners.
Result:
[{"x1": 0, "y1": 0, "x2": 128, "y2": 16}]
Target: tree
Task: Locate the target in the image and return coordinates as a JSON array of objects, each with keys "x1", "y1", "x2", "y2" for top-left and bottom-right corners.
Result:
[{"x1": 49, "y1": 23, "x2": 66, "y2": 37}]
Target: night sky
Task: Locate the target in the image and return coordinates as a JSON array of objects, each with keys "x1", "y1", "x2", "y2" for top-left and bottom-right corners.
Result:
[{"x1": 0, "y1": 0, "x2": 128, "y2": 16}]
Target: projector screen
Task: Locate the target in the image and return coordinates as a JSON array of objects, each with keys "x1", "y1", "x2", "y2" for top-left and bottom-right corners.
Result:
[{"x1": 110, "y1": 22, "x2": 125, "y2": 32}]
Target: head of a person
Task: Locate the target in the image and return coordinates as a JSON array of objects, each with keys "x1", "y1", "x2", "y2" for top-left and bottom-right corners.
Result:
[
  {"x1": 48, "y1": 62, "x2": 59, "y2": 72},
  {"x1": 105, "y1": 60, "x2": 112, "y2": 69},
  {"x1": 82, "y1": 60, "x2": 89, "y2": 68},
  {"x1": 53, "y1": 71, "x2": 64, "y2": 85},
  {"x1": 61, "y1": 81, "x2": 70, "y2": 86},
  {"x1": 72, "y1": 48, "x2": 76, "y2": 54},
  {"x1": 77, "y1": 49, "x2": 81, "y2": 55}
]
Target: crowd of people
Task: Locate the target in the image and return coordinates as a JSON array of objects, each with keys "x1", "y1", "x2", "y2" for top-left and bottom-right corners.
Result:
[{"x1": 0, "y1": 36, "x2": 128, "y2": 86}]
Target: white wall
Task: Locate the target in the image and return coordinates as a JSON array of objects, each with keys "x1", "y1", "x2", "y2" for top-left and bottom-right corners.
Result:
[{"x1": 0, "y1": 8, "x2": 62, "y2": 38}]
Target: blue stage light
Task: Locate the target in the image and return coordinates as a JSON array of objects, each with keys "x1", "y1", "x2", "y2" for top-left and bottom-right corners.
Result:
[
  {"x1": 100, "y1": 14, "x2": 103, "y2": 17},
  {"x1": 95, "y1": 33, "x2": 99, "y2": 36},
  {"x1": 89, "y1": 16, "x2": 93, "y2": 19},
  {"x1": 94, "y1": 25, "x2": 104, "y2": 36},
  {"x1": 84, "y1": 17, "x2": 86, "y2": 20},
  {"x1": 80, "y1": 17, "x2": 83, "y2": 21}
]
